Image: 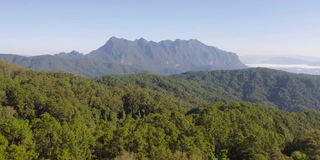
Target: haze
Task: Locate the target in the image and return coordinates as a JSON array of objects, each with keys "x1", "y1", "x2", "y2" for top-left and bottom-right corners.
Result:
[{"x1": 1, "y1": 0, "x2": 320, "y2": 57}]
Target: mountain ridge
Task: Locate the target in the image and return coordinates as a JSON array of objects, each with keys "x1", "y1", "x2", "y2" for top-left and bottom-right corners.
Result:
[{"x1": 0, "y1": 37, "x2": 246, "y2": 76}]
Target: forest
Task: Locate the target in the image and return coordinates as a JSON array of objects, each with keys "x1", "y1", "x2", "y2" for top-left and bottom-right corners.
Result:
[{"x1": 0, "y1": 61, "x2": 320, "y2": 160}]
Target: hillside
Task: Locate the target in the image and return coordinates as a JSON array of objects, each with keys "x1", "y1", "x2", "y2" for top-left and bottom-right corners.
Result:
[
  {"x1": 0, "y1": 62, "x2": 320, "y2": 159},
  {"x1": 99, "y1": 68, "x2": 320, "y2": 112},
  {"x1": 0, "y1": 37, "x2": 246, "y2": 76},
  {"x1": 176, "y1": 68, "x2": 320, "y2": 111}
]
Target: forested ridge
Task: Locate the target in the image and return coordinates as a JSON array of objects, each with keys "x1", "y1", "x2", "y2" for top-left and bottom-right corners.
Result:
[
  {"x1": 1, "y1": 61, "x2": 320, "y2": 160},
  {"x1": 100, "y1": 68, "x2": 320, "y2": 111}
]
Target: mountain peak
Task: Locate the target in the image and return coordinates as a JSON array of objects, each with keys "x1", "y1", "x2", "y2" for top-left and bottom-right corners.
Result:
[
  {"x1": 69, "y1": 50, "x2": 82, "y2": 55},
  {"x1": 106, "y1": 37, "x2": 202, "y2": 45},
  {"x1": 138, "y1": 37, "x2": 147, "y2": 41},
  {"x1": 106, "y1": 36, "x2": 116, "y2": 43},
  {"x1": 136, "y1": 37, "x2": 148, "y2": 42},
  {"x1": 55, "y1": 50, "x2": 83, "y2": 58},
  {"x1": 109, "y1": 36, "x2": 120, "y2": 41},
  {"x1": 103, "y1": 37, "x2": 132, "y2": 47},
  {"x1": 135, "y1": 38, "x2": 148, "y2": 46},
  {"x1": 189, "y1": 39, "x2": 201, "y2": 43},
  {"x1": 177, "y1": 38, "x2": 202, "y2": 44},
  {"x1": 107, "y1": 36, "x2": 129, "y2": 42}
]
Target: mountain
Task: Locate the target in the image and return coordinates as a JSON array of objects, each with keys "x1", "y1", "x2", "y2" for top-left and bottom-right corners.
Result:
[
  {"x1": 0, "y1": 61, "x2": 320, "y2": 159},
  {"x1": 0, "y1": 37, "x2": 246, "y2": 76},
  {"x1": 1, "y1": 57, "x2": 318, "y2": 112},
  {"x1": 100, "y1": 68, "x2": 320, "y2": 111},
  {"x1": 54, "y1": 50, "x2": 84, "y2": 59}
]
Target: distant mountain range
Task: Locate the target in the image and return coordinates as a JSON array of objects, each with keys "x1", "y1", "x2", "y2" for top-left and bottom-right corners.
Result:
[{"x1": 0, "y1": 37, "x2": 246, "y2": 76}]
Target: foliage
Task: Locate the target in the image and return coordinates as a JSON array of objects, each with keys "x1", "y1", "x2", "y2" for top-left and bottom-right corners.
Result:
[
  {"x1": 0, "y1": 62, "x2": 320, "y2": 159},
  {"x1": 99, "y1": 68, "x2": 320, "y2": 111}
]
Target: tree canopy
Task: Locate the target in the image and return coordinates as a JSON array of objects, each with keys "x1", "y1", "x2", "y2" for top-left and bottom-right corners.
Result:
[{"x1": 0, "y1": 61, "x2": 320, "y2": 159}]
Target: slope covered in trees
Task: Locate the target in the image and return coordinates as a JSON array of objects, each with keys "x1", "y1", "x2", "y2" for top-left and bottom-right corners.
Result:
[
  {"x1": 1, "y1": 61, "x2": 320, "y2": 159},
  {"x1": 176, "y1": 69, "x2": 320, "y2": 111},
  {"x1": 100, "y1": 68, "x2": 320, "y2": 111}
]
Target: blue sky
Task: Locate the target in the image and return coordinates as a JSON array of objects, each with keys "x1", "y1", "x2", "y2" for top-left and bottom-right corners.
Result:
[{"x1": 1, "y1": 0, "x2": 320, "y2": 57}]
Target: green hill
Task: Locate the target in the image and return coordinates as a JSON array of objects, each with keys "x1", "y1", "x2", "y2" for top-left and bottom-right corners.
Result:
[
  {"x1": 1, "y1": 62, "x2": 320, "y2": 159},
  {"x1": 99, "y1": 68, "x2": 320, "y2": 111}
]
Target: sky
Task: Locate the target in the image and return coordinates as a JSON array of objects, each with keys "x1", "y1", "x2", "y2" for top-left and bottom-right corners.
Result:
[{"x1": 0, "y1": 0, "x2": 320, "y2": 57}]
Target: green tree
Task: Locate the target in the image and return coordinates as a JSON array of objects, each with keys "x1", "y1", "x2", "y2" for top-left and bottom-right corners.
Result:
[
  {"x1": 31, "y1": 113, "x2": 63, "y2": 159},
  {"x1": 291, "y1": 151, "x2": 308, "y2": 160},
  {"x1": 291, "y1": 129, "x2": 320, "y2": 160}
]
